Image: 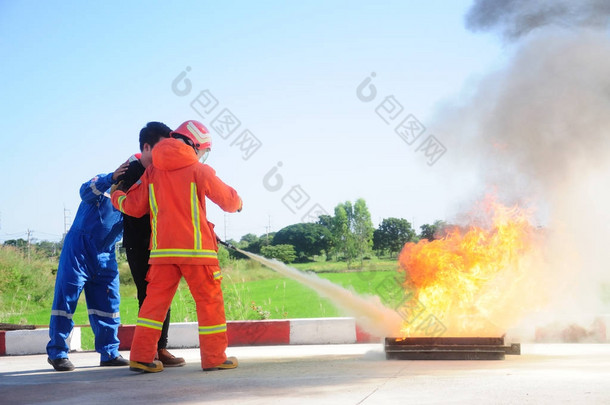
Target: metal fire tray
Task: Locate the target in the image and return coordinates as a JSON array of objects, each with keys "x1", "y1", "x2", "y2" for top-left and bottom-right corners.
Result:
[{"x1": 384, "y1": 337, "x2": 521, "y2": 360}]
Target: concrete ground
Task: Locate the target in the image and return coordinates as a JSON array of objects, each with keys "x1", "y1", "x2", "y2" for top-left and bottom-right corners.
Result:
[{"x1": 1, "y1": 343, "x2": 609, "y2": 404}]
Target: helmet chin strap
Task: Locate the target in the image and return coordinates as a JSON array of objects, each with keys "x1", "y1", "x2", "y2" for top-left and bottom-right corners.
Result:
[
  {"x1": 173, "y1": 134, "x2": 199, "y2": 155},
  {"x1": 199, "y1": 150, "x2": 210, "y2": 163}
]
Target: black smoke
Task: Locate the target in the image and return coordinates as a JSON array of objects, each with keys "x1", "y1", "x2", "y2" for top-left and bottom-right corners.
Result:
[{"x1": 465, "y1": 0, "x2": 610, "y2": 41}]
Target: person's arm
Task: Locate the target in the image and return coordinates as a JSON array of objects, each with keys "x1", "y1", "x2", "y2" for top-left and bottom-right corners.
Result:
[
  {"x1": 79, "y1": 173, "x2": 114, "y2": 203},
  {"x1": 200, "y1": 165, "x2": 242, "y2": 213},
  {"x1": 111, "y1": 171, "x2": 150, "y2": 218},
  {"x1": 80, "y1": 162, "x2": 129, "y2": 203}
]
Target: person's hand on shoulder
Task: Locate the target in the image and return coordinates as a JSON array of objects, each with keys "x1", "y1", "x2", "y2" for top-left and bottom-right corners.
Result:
[
  {"x1": 112, "y1": 161, "x2": 130, "y2": 183},
  {"x1": 110, "y1": 160, "x2": 130, "y2": 195}
]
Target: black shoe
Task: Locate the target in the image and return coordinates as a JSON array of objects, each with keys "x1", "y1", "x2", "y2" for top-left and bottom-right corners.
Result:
[
  {"x1": 48, "y1": 357, "x2": 75, "y2": 371},
  {"x1": 100, "y1": 355, "x2": 129, "y2": 367}
]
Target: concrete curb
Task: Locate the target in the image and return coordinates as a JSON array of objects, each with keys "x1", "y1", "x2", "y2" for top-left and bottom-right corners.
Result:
[
  {"x1": 0, "y1": 328, "x2": 81, "y2": 356},
  {"x1": 0, "y1": 317, "x2": 382, "y2": 356},
  {"x1": 5, "y1": 316, "x2": 607, "y2": 356},
  {"x1": 127, "y1": 317, "x2": 382, "y2": 350}
]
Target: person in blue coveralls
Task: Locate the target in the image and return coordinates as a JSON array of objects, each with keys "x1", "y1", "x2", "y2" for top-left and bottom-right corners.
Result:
[{"x1": 46, "y1": 161, "x2": 130, "y2": 371}]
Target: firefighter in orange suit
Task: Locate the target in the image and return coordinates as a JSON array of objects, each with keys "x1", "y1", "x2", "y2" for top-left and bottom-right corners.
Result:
[{"x1": 111, "y1": 120, "x2": 242, "y2": 373}]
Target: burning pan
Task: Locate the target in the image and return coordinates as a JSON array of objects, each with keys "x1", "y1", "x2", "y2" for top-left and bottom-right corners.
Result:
[{"x1": 384, "y1": 336, "x2": 521, "y2": 360}]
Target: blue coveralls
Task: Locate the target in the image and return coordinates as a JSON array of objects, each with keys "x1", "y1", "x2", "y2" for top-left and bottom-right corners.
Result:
[{"x1": 46, "y1": 173, "x2": 124, "y2": 362}]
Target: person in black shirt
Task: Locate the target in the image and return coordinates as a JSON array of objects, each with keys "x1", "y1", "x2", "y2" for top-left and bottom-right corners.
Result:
[{"x1": 118, "y1": 122, "x2": 185, "y2": 367}]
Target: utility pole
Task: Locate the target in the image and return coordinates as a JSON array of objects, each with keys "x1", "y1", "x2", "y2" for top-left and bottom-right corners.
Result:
[
  {"x1": 266, "y1": 215, "x2": 271, "y2": 244},
  {"x1": 223, "y1": 213, "x2": 227, "y2": 241},
  {"x1": 26, "y1": 229, "x2": 32, "y2": 261},
  {"x1": 63, "y1": 207, "x2": 71, "y2": 239}
]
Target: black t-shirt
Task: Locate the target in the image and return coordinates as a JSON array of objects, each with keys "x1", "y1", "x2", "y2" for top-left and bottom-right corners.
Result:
[{"x1": 118, "y1": 160, "x2": 151, "y2": 249}]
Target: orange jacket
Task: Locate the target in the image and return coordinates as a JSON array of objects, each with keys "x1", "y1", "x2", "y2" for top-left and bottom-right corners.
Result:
[{"x1": 111, "y1": 138, "x2": 242, "y2": 265}]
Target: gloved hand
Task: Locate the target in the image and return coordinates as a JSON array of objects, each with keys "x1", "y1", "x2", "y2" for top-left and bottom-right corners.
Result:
[{"x1": 110, "y1": 180, "x2": 124, "y2": 196}]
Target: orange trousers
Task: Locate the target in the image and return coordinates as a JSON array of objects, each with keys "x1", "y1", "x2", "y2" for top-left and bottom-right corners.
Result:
[{"x1": 129, "y1": 263, "x2": 227, "y2": 368}]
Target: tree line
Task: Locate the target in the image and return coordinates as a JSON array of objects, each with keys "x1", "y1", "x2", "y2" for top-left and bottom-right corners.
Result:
[{"x1": 2, "y1": 238, "x2": 62, "y2": 260}]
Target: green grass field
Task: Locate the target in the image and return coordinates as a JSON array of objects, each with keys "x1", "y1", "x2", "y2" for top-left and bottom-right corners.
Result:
[
  {"x1": 28, "y1": 265, "x2": 404, "y2": 325},
  {"x1": 0, "y1": 246, "x2": 405, "y2": 350}
]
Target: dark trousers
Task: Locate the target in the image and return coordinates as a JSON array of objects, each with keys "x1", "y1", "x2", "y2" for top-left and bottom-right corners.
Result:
[{"x1": 126, "y1": 247, "x2": 171, "y2": 350}]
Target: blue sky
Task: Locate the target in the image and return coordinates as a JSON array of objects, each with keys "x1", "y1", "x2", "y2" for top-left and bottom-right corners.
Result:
[{"x1": 0, "y1": 1, "x2": 505, "y2": 243}]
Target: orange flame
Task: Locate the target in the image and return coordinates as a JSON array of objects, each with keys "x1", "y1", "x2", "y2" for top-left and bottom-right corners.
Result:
[{"x1": 397, "y1": 196, "x2": 540, "y2": 337}]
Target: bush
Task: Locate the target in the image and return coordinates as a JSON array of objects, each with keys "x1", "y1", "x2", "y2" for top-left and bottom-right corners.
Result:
[
  {"x1": 260, "y1": 244, "x2": 297, "y2": 264},
  {"x1": 218, "y1": 245, "x2": 230, "y2": 268}
]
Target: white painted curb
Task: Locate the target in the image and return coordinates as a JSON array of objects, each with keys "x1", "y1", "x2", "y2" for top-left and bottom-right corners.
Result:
[
  {"x1": 167, "y1": 322, "x2": 199, "y2": 348},
  {"x1": 165, "y1": 318, "x2": 360, "y2": 348},
  {"x1": 4, "y1": 328, "x2": 81, "y2": 356},
  {"x1": 290, "y1": 317, "x2": 357, "y2": 344}
]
